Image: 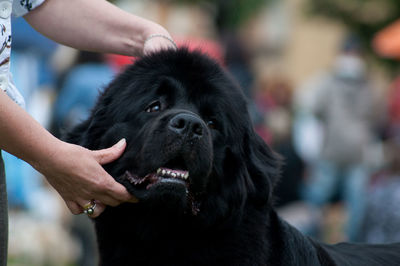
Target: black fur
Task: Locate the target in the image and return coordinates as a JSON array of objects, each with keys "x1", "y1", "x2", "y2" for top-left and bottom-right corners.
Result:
[{"x1": 66, "y1": 48, "x2": 400, "y2": 266}]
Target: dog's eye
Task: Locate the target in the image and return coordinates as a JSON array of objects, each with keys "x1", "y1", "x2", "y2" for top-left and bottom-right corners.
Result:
[
  {"x1": 145, "y1": 101, "x2": 162, "y2": 113},
  {"x1": 207, "y1": 119, "x2": 217, "y2": 129}
]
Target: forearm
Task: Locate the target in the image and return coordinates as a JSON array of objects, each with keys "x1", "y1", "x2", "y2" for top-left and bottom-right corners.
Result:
[
  {"x1": 23, "y1": 0, "x2": 169, "y2": 56},
  {"x1": 0, "y1": 90, "x2": 62, "y2": 170},
  {"x1": 0, "y1": 90, "x2": 135, "y2": 214}
]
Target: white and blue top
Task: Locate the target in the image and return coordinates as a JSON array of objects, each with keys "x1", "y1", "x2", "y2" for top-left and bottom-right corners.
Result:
[{"x1": 0, "y1": 0, "x2": 45, "y2": 107}]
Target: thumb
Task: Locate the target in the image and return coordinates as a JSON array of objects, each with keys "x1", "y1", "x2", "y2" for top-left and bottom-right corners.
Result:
[{"x1": 92, "y1": 138, "x2": 127, "y2": 165}]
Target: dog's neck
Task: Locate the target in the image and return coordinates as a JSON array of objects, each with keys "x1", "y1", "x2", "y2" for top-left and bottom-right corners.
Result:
[
  {"x1": 266, "y1": 210, "x2": 326, "y2": 265},
  {"x1": 95, "y1": 202, "x2": 325, "y2": 266}
]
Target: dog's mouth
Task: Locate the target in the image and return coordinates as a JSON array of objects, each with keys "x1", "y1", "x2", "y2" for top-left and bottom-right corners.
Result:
[
  {"x1": 122, "y1": 167, "x2": 190, "y2": 190},
  {"x1": 119, "y1": 162, "x2": 201, "y2": 215}
]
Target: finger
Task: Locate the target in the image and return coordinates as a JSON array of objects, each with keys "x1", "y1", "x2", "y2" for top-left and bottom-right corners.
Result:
[
  {"x1": 92, "y1": 138, "x2": 126, "y2": 165},
  {"x1": 106, "y1": 180, "x2": 137, "y2": 202},
  {"x1": 143, "y1": 34, "x2": 177, "y2": 55},
  {"x1": 144, "y1": 42, "x2": 176, "y2": 55},
  {"x1": 87, "y1": 201, "x2": 106, "y2": 218},
  {"x1": 129, "y1": 195, "x2": 139, "y2": 203},
  {"x1": 92, "y1": 191, "x2": 121, "y2": 207},
  {"x1": 66, "y1": 200, "x2": 83, "y2": 215},
  {"x1": 94, "y1": 179, "x2": 139, "y2": 205},
  {"x1": 76, "y1": 199, "x2": 105, "y2": 218},
  {"x1": 99, "y1": 187, "x2": 139, "y2": 205}
]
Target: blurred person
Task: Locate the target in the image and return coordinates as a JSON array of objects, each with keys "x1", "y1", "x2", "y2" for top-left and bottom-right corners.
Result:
[
  {"x1": 222, "y1": 32, "x2": 263, "y2": 126},
  {"x1": 373, "y1": 18, "x2": 400, "y2": 139},
  {"x1": 385, "y1": 77, "x2": 400, "y2": 140},
  {"x1": 299, "y1": 36, "x2": 381, "y2": 241},
  {"x1": 259, "y1": 79, "x2": 314, "y2": 235},
  {"x1": 0, "y1": 0, "x2": 176, "y2": 264},
  {"x1": 267, "y1": 108, "x2": 305, "y2": 208},
  {"x1": 52, "y1": 51, "x2": 116, "y2": 137},
  {"x1": 358, "y1": 28, "x2": 400, "y2": 241},
  {"x1": 258, "y1": 77, "x2": 305, "y2": 207},
  {"x1": 360, "y1": 138, "x2": 400, "y2": 243},
  {"x1": 254, "y1": 76, "x2": 294, "y2": 144}
]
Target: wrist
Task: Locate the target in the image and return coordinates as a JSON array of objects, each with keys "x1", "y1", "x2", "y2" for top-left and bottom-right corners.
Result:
[{"x1": 27, "y1": 137, "x2": 70, "y2": 175}]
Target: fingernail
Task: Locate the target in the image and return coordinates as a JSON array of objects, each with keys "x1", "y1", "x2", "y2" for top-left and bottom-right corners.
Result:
[
  {"x1": 131, "y1": 196, "x2": 139, "y2": 203},
  {"x1": 115, "y1": 138, "x2": 126, "y2": 148}
]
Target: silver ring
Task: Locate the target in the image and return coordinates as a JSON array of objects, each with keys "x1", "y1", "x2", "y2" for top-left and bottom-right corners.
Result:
[{"x1": 83, "y1": 200, "x2": 96, "y2": 216}]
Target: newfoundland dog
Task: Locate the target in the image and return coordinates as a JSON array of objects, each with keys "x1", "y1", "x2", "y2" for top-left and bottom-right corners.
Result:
[{"x1": 66, "y1": 48, "x2": 400, "y2": 266}]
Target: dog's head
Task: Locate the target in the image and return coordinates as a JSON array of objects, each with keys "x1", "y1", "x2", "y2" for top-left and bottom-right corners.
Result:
[{"x1": 66, "y1": 49, "x2": 279, "y2": 224}]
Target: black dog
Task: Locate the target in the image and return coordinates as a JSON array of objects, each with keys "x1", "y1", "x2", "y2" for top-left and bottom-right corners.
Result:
[{"x1": 66, "y1": 49, "x2": 400, "y2": 266}]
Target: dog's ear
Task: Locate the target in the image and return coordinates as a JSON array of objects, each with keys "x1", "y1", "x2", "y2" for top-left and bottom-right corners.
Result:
[
  {"x1": 215, "y1": 128, "x2": 280, "y2": 221},
  {"x1": 244, "y1": 130, "x2": 281, "y2": 206}
]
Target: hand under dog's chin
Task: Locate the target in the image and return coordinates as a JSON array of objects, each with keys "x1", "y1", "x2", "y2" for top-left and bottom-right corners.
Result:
[{"x1": 116, "y1": 168, "x2": 202, "y2": 215}]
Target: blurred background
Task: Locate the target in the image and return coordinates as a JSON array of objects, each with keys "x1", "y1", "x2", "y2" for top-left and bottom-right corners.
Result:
[{"x1": 5, "y1": 0, "x2": 400, "y2": 265}]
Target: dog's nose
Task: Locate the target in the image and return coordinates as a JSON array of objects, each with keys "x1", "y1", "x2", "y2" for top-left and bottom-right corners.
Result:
[{"x1": 168, "y1": 113, "x2": 204, "y2": 138}]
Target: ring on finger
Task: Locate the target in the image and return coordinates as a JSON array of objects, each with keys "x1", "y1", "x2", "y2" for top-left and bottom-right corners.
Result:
[{"x1": 83, "y1": 200, "x2": 97, "y2": 216}]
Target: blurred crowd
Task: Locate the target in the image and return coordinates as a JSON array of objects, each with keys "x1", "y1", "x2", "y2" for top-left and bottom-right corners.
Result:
[{"x1": 5, "y1": 0, "x2": 400, "y2": 265}]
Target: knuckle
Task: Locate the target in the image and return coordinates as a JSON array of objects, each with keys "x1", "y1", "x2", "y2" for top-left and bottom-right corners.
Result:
[
  {"x1": 107, "y1": 200, "x2": 121, "y2": 207},
  {"x1": 96, "y1": 179, "x2": 111, "y2": 191}
]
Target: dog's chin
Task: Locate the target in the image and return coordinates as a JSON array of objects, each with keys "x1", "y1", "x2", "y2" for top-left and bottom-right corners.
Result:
[
  {"x1": 125, "y1": 175, "x2": 188, "y2": 201},
  {"x1": 117, "y1": 168, "x2": 201, "y2": 215},
  {"x1": 139, "y1": 181, "x2": 189, "y2": 211}
]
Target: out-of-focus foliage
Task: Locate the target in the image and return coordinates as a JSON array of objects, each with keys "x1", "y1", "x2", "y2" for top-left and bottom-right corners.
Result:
[
  {"x1": 171, "y1": 0, "x2": 272, "y2": 31},
  {"x1": 109, "y1": 0, "x2": 272, "y2": 31},
  {"x1": 307, "y1": 0, "x2": 400, "y2": 68},
  {"x1": 212, "y1": 0, "x2": 273, "y2": 31},
  {"x1": 307, "y1": 0, "x2": 400, "y2": 28}
]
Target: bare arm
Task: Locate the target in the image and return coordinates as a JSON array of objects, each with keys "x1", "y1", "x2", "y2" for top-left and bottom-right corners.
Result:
[
  {"x1": 0, "y1": 90, "x2": 135, "y2": 217},
  {"x1": 1, "y1": 0, "x2": 172, "y2": 216},
  {"x1": 24, "y1": 0, "x2": 175, "y2": 56}
]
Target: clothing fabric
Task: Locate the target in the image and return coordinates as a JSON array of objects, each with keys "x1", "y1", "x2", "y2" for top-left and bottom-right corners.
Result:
[
  {"x1": 309, "y1": 71, "x2": 376, "y2": 166},
  {"x1": 360, "y1": 176, "x2": 400, "y2": 244},
  {"x1": 0, "y1": 151, "x2": 7, "y2": 266},
  {"x1": 297, "y1": 58, "x2": 379, "y2": 241},
  {"x1": 0, "y1": 0, "x2": 46, "y2": 107},
  {"x1": 301, "y1": 160, "x2": 369, "y2": 241},
  {"x1": 54, "y1": 63, "x2": 115, "y2": 131}
]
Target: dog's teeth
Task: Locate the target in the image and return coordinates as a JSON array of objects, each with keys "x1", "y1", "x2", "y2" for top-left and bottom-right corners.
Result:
[{"x1": 157, "y1": 168, "x2": 189, "y2": 180}]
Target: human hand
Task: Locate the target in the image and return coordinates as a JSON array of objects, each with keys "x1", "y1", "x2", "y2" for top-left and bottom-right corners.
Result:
[
  {"x1": 143, "y1": 28, "x2": 177, "y2": 55},
  {"x1": 39, "y1": 138, "x2": 137, "y2": 218}
]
